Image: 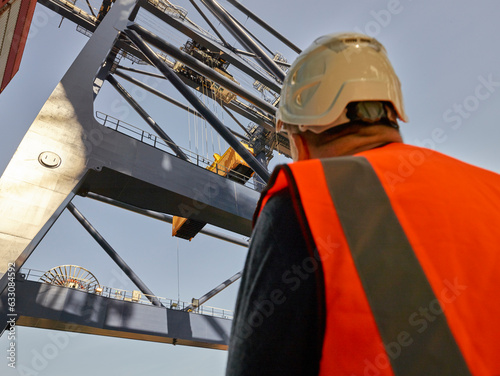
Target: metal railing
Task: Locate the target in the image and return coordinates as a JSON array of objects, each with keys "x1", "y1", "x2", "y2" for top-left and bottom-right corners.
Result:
[
  {"x1": 95, "y1": 111, "x2": 266, "y2": 191},
  {"x1": 56, "y1": 0, "x2": 97, "y2": 23},
  {"x1": 144, "y1": 0, "x2": 220, "y2": 43},
  {"x1": 19, "y1": 268, "x2": 233, "y2": 320},
  {"x1": 148, "y1": 0, "x2": 188, "y2": 20}
]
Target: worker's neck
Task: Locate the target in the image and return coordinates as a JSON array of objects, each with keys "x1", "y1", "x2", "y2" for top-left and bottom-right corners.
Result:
[{"x1": 291, "y1": 125, "x2": 403, "y2": 160}]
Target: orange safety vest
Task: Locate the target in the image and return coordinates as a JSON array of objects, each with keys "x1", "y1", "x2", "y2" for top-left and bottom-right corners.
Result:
[{"x1": 256, "y1": 143, "x2": 500, "y2": 376}]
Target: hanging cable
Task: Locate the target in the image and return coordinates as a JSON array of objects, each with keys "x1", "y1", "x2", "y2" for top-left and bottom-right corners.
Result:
[
  {"x1": 219, "y1": 91, "x2": 226, "y2": 153},
  {"x1": 188, "y1": 107, "x2": 192, "y2": 150},
  {"x1": 218, "y1": 131, "x2": 222, "y2": 154},
  {"x1": 188, "y1": 0, "x2": 230, "y2": 47},
  {"x1": 211, "y1": 127, "x2": 215, "y2": 155},
  {"x1": 177, "y1": 238, "x2": 181, "y2": 304},
  {"x1": 195, "y1": 104, "x2": 199, "y2": 155},
  {"x1": 201, "y1": 82, "x2": 206, "y2": 158},
  {"x1": 203, "y1": 83, "x2": 209, "y2": 159},
  {"x1": 205, "y1": 121, "x2": 209, "y2": 159},
  {"x1": 214, "y1": 86, "x2": 221, "y2": 154}
]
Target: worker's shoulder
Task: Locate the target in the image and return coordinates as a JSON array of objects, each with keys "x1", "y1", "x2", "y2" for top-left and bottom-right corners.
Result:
[
  {"x1": 258, "y1": 187, "x2": 295, "y2": 219},
  {"x1": 356, "y1": 143, "x2": 500, "y2": 197},
  {"x1": 251, "y1": 188, "x2": 303, "y2": 253},
  {"x1": 359, "y1": 143, "x2": 500, "y2": 177}
]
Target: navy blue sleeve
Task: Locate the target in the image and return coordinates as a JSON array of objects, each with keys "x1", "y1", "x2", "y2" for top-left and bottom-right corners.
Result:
[{"x1": 226, "y1": 191, "x2": 324, "y2": 376}]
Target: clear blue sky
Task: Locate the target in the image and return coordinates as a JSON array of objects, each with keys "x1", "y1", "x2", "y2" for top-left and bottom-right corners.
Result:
[{"x1": 1, "y1": 0, "x2": 500, "y2": 375}]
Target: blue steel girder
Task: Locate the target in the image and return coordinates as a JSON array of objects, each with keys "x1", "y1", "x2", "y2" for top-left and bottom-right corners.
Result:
[
  {"x1": 134, "y1": 0, "x2": 282, "y2": 94},
  {"x1": 0, "y1": 279, "x2": 231, "y2": 349},
  {"x1": 0, "y1": 0, "x2": 258, "y2": 296}
]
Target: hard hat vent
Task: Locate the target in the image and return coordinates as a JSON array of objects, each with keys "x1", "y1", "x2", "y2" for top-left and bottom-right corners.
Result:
[{"x1": 341, "y1": 37, "x2": 372, "y2": 44}]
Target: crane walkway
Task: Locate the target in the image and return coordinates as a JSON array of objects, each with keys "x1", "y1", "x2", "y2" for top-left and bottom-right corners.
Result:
[
  {"x1": 95, "y1": 111, "x2": 265, "y2": 191},
  {"x1": 1, "y1": 269, "x2": 232, "y2": 349}
]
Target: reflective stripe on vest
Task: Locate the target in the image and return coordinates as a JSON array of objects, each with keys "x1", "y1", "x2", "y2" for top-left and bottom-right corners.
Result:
[
  {"x1": 320, "y1": 156, "x2": 471, "y2": 376},
  {"x1": 258, "y1": 144, "x2": 500, "y2": 375}
]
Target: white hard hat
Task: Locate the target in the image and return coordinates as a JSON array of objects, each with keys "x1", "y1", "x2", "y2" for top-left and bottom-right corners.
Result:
[{"x1": 276, "y1": 32, "x2": 408, "y2": 133}]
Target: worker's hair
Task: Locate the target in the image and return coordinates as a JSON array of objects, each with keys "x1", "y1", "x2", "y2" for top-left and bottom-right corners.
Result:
[{"x1": 282, "y1": 101, "x2": 399, "y2": 136}]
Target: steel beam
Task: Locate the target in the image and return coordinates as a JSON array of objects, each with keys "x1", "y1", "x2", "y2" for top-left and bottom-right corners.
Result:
[
  {"x1": 0, "y1": 0, "x2": 136, "y2": 296},
  {"x1": 114, "y1": 37, "x2": 151, "y2": 63},
  {"x1": 226, "y1": 99, "x2": 275, "y2": 132},
  {"x1": 116, "y1": 57, "x2": 276, "y2": 138},
  {"x1": 200, "y1": 0, "x2": 285, "y2": 81},
  {"x1": 107, "y1": 74, "x2": 190, "y2": 161},
  {"x1": 38, "y1": 0, "x2": 97, "y2": 31},
  {"x1": 172, "y1": 72, "x2": 276, "y2": 131},
  {"x1": 253, "y1": 150, "x2": 268, "y2": 192},
  {"x1": 135, "y1": 0, "x2": 282, "y2": 94},
  {"x1": 188, "y1": 0, "x2": 230, "y2": 48},
  {"x1": 115, "y1": 65, "x2": 166, "y2": 79},
  {"x1": 233, "y1": 48, "x2": 256, "y2": 57},
  {"x1": 124, "y1": 27, "x2": 271, "y2": 182},
  {"x1": 114, "y1": 70, "x2": 249, "y2": 141},
  {"x1": 0, "y1": 0, "x2": 260, "y2": 297},
  {"x1": 185, "y1": 271, "x2": 241, "y2": 311},
  {"x1": 85, "y1": 192, "x2": 250, "y2": 248},
  {"x1": 93, "y1": 47, "x2": 119, "y2": 99},
  {"x1": 114, "y1": 69, "x2": 206, "y2": 119},
  {"x1": 67, "y1": 203, "x2": 163, "y2": 307},
  {"x1": 228, "y1": 12, "x2": 274, "y2": 57},
  {"x1": 226, "y1": 0, "x2": 302, "y2": 54},
  {"x1": 1, "y1": 279, "x2": 231, "y2": 349},
  {"x1": 114, "y1": 66, "x2": 275, "y2": 132},
  {"x1": 222, "y1": 105, "x2": 252, "y2": 138},
  {"x1": 85, "y1": 0, "x2": 96, "y2": 17},
  {"x1": 127, "y1": 22, "x2": 277, "y2": 117},
  {"x1": 77, "y1": 154, "x2": 258, "y2": 237}
]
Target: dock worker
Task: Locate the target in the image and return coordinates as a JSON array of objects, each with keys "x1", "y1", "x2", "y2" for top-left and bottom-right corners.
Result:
[{"x1": 226, "y1": 32, "x2": 500, "y2": 376}]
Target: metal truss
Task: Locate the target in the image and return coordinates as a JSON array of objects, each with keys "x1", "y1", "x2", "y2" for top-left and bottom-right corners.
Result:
[{"x1": 0, "y1": 0, "x2": 297, "y2": 347}]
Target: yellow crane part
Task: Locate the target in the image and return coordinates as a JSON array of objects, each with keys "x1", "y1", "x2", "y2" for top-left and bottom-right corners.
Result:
[{"x1": 172, "y1": 145, "x2": 254, "y2": 240}]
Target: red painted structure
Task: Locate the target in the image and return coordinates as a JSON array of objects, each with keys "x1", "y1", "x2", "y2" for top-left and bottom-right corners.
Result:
[{"x1": 0, "y1": 0, "x2": 37, "y2": 93}]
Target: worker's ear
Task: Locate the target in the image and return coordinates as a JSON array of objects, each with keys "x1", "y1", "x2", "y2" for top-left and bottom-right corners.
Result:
[{"x1": 289, "y1": 133, "x2": 310, "y2": 161}]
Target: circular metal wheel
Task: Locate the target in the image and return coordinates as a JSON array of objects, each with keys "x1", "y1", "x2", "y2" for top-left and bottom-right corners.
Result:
[{"x1": 39, "y1": 265, "x2": 100, "y2": 293}]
